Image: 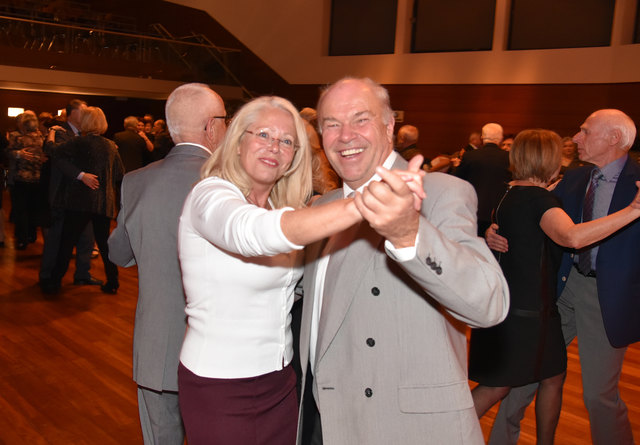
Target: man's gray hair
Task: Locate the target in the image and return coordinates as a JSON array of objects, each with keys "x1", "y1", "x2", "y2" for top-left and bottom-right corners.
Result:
[
  {"x1": 482, "y1": 123, "x2": 504, "y2": 144},
  {"x1": 165, "y1": 83, "x2": 216, "y2": 141},
  {"x1": 123, "y1": 115, "x2": 139, "y2": 130},
  {"x1": 317, "y1": 77, "x2": 394, "y2": 133},
  {"x1": 596, "y1": 109, "x2": 637, "y2": 150}
]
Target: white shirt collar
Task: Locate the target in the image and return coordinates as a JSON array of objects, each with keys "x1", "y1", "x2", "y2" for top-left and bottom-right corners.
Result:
[
  {"x1": 343, "y1": 151, "x2": 398, "y2": 198},
  {"x1": 174, "y1": 142, "x2": 213, "y2": 156},
  {"x1": 68, "y1": 121, "x2": 80, "y2": 136}
]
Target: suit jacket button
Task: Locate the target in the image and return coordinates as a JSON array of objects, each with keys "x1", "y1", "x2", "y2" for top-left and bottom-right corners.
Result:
[
  {"x1": 366, "y1": 338, "x2": 375, "y2": 347},
  {"x1": 426, "y1": 256, "x2": 433, "y2": 265},
  {"x1": 371, "y1": 287, "x2": 380, "y2": 296},
  {"x1": 436, "y1": 266, "x2": 442, "y2": 275},
  {"x1": 365, "y1": 388, "x2": 373, "y2": 397}
]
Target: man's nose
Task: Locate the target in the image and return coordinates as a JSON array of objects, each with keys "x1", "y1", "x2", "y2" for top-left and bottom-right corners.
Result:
[{"x1": 338, "y1": 123, "x2": 356, "y2": 142}]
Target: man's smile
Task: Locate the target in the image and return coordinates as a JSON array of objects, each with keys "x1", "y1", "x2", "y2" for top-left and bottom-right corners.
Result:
[{"x1": 338, "y1": 147, "x2": 365, "y2": 157}]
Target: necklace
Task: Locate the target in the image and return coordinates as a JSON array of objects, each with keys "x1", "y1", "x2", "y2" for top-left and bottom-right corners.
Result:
[{"x1": 246, "y1": 194, "x2": 271, "y2": 209}]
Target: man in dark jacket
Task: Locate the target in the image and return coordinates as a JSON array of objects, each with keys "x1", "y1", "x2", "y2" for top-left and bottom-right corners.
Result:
[
  {"x1": 454, "y1": 122, "x2": 511, "y2": 235},
  {"x1": 113, "y1": 116, "x2": 150, "y2": 172},
  {"x1": 40, "y1": 99, "x2": 101, "y2": 287},
  {"x1": 487, "y1": 109, "x2": 639, "y2": 445}
]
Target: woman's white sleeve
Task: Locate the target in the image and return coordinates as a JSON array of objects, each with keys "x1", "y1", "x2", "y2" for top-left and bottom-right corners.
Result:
[{"x1": 185, "y1": 178, "x2": 303, "y2": 256}]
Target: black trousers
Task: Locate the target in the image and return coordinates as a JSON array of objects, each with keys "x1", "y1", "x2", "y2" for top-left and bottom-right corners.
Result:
[
  {"x1": 301, "y1": 363, "x2": 323, "y2": 445},
  {"x1": 10, "y1": 181, "x2": 41, "y2": 244},
  {"x1": 51, "y1": 210, "x2": 117, "y2": 287},
  {"x1": 39, "y1": 207, "x2": 94, "y2": 281}
]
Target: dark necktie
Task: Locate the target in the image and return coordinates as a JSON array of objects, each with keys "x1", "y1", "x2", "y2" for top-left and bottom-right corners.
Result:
[{"x1": 577, "y1": 168, "x2": 603, "y2": 275}]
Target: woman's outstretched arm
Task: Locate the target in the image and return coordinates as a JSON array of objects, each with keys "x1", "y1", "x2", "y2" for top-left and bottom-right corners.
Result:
[{"x1": 540, "y1": 181, "x2": 640, "y2": 248}]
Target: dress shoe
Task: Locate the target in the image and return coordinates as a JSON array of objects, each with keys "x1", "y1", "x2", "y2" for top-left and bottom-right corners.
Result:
[
  {"x1": 73, "y1": 276, "x2": 104, "y2": 286},
  {"x1": 100, "y1": 283, "x2": 118, "y2": 294}
]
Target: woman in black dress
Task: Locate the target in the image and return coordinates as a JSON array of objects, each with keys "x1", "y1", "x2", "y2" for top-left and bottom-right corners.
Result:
[{"x1": 469, "y1": 129, "x2": 640, "y2": 444}]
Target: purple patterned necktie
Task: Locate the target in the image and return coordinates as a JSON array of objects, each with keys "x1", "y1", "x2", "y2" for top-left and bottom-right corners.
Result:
[{"x1": 577, "y1": 168, "x2": 603, "y2": 275}]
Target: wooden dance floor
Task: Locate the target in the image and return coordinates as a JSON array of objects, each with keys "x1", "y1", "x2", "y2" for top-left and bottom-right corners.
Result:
[{"x1": 0, "y1": 211, "x2": 638, "y2": 443}]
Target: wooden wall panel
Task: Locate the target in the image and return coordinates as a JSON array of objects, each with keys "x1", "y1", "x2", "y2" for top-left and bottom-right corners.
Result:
[
  {"x1": 3, "y1": 82, "x2": 639, "y2": 163},
  {"x1": 284, "y1": 82, "x2": 640, "y2": 160},
  {"x1": 383, "y1": 83, "x2": 640, "y2": 159}
]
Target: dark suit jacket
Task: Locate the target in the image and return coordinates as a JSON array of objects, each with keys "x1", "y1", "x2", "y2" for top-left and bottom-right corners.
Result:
[
  {"x1": 54, "y1": 134, "x2": 124, "y2": 218},
  {"x1": 151, "y1": 131, "x2": 174, "y2": 162},
  {"x1": 42, "y1": 122, "x2": 82, "y2": 205},
  {"x1": 555, "y1": 156, "x2": 640, "y2": 347},
  {"x1": 454, "y1": 143, "x2": 511, "y2": 231},
  {"x1": 114, "y1": 129, "x2": 147, "y2": 173}
]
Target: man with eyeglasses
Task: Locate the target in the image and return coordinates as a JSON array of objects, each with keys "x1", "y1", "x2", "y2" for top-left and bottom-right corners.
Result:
[
  {"x1": 297, "y1": 77, "x2": 509, "y2": 444},
  {"x1": 108, "y1": 83, "x2": 227, "y2": 445}
]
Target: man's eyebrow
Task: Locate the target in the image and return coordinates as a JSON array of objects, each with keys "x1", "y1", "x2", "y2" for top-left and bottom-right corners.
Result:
[
  {"x1": 321, "y1": 116, "x2": 339, "y2": 124},
  {"x1": 354, "y1": 110, "x2": 372, "y2": 118},
  {"x1": 321, "y1": 110, "x2": 372, "y2": 124}
]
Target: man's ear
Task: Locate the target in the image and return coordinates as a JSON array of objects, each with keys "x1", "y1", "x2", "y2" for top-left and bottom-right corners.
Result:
[
  {"x1": 204, "y1": 118, "x2": 216, "y2": 143},
  {"x1": 386, "y1": 118, "x2": 395, "y2": 141},
  {"x1": 608, "y1": 128, "x2": 621, "y2": 147}
]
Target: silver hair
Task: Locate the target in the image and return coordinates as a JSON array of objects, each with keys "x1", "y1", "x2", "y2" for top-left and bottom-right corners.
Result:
[
  {"x1": 316, "y1": 77, "x2": 394, "y2": 134},
  {"x1": 595, "y1": 109, "x2": 637, "y2": 150}
]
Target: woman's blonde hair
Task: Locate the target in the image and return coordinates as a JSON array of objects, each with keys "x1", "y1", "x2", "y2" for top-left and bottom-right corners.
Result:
[
  {"x1": 510, "y1": 129, "x2": 562, "y2": 183},
  {"x1": 80, "y1": 106, "x2": 108, "y2": 135},
  {"x1": 201, "y1": 96, "x2": 313, "y2": 209}
]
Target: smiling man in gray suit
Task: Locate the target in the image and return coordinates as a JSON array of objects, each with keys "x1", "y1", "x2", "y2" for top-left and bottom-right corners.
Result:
[
  {"x1": 297, "y1": 78, "x2": 509, "y2": 444},
  {"x1": 108, "y1": 83, "x2": 226, "y2": 445}
]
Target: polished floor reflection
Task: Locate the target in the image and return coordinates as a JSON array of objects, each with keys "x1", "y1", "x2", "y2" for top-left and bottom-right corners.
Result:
[{"x1": 0, "y1": 209, "x2": 637, "y2": 444}]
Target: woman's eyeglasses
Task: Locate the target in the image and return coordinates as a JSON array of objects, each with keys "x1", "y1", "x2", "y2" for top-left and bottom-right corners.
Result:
[{"x1": 244, "y1": 130, "x2": 299, "y2": 150}]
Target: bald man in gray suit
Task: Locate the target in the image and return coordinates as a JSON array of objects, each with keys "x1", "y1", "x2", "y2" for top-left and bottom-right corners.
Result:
[
  {"x1": 297, "y1": 78, "x2": 509, "y2": 445},
  {"x1": 108, "y1": 83, "x2": 227, "y2": 445}
]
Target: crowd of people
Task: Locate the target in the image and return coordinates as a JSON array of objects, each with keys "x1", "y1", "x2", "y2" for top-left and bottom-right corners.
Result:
[
  {"x1": 0, "y1": 106, "x2": 173, "y2": 292},
  {"x1": 1, "y1": 78, "x2": 639, "y2": 445}
]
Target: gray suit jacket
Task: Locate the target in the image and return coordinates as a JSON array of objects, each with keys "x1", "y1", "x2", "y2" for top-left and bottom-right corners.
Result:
[
  {"x1": 298, "y1": 157, "x2": 509, "y2": 444},
  {"x1": 108, "y1": 144, "x2": 210, "y2": 391}
]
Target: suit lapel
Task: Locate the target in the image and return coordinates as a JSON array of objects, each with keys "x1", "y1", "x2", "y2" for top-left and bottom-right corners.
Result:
[
  {"x1": 300, "y1": 237, "x2": 328, "y2": 367},
  {"x1": 316, "y1": 220, "x2": 382, "y2": 364},
  {"x1": 559, "y1": 168, "x2": 591, "y2": 223},
  {"x1": 610, "y1": 156, "x2": 638, "y2": 213},
  {"x1": 315, "y1": 156, "x2": 410, "y2": 362}
]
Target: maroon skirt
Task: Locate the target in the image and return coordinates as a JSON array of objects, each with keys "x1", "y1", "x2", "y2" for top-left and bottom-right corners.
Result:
[{"x1": 178, "y1": 362, "x2": 298, "y2": 445}]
